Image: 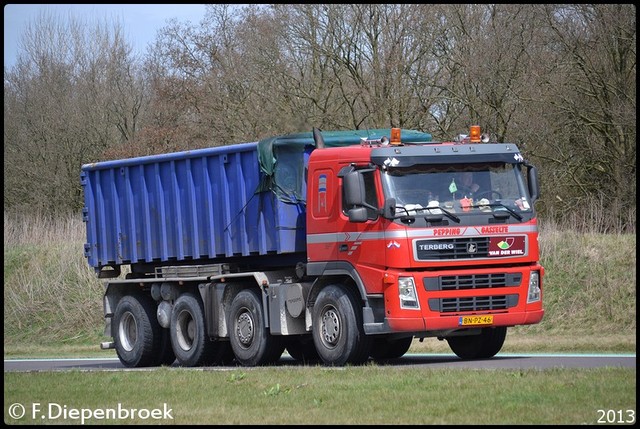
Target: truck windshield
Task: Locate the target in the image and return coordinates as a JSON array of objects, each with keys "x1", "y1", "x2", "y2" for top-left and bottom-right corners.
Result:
[{"x1": 380, "y1": 162, "x2": 532, "y2": 218}]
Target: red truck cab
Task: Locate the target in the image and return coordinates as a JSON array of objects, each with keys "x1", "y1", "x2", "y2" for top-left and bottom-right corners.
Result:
[{"x1": 305, "y1": 128, "x2": 543, "y2": 360}]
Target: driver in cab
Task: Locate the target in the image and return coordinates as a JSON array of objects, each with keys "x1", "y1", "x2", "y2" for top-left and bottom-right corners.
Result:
[{"x1": 455, "y1": 171, "x2": 479, "y2": 197}]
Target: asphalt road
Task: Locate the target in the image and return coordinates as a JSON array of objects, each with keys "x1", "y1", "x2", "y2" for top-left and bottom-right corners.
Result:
[{"x1": 4, "y1": 353, "x2": 635, "y2": 372}]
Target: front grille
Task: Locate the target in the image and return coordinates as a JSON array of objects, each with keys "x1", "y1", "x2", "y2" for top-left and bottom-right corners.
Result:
[
  {"x1": 428, "y1": 294, "x2": 518, "y2": 313},
  {"x1": 424, "y1": 273, "x2": 522, "y2": 291}
]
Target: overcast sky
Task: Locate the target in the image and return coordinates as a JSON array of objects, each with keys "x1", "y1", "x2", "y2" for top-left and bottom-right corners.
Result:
[{"x1": 4, "y1": 3, "x2": 209, "y2": 68}]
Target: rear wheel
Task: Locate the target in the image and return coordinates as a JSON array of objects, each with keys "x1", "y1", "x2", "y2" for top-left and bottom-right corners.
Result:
[
  {"x1": 112, "y1": 295, "x2": 162, "y2": 368},
  {"x1": 170, "y1": 293, "x2": 229, "y2": 367},
  {"x1": 447, "y1": 327, "x2": 507, "y2": 360},
  {"x1": 370, "y1": 336, "x2": 413, "y2": 361},
  {"x1": 228, "y1": 289, "x2": 284, "y2": 366},
  {"x1": 312, "y1": 285, "x2": 372, "y2": 366}
]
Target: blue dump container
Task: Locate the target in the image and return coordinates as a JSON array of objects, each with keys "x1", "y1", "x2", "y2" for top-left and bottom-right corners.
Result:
[{"x1": 81, "y1": 142, "x2": 307, "y2": 272}]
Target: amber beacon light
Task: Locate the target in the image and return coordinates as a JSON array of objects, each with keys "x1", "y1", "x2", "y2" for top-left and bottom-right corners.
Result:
[
  {"x1": 469, "y1": 125, "x2": 481, "y2": 143},
  {"x1": 390, "y1": 128, "x2": 402, "y2": 145}
]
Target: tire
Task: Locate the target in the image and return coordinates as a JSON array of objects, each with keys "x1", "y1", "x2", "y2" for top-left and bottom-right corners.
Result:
[
  {"x1": 286, "y1": 335, "x2": 320, "y2": 364},
  {"x1": 447, "y1": 326, "x2": 507, "y2": 360},
  {"x1": 228, "y1": 289, "x2": 284, "y2": 366},
  {"x1": 170, "y1": 293, "x2": 222, "y2": 367},
  {"x1": 312, "y1": 285, "x2": 372, "y2": 366},
  {"x1": 370, "y1": 336, "x2": 413, "y2": 361},
  {"x1": 112, "y1": 295, "x2": 162, "y2": 368}
]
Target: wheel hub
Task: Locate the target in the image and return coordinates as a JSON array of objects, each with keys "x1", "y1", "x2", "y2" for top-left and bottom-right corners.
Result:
[
  {"x1": 236, "y1": 312, "x2": 254, "y2": 346},
  {"x1": 176, "y1": 310, "x2": 195, "y2": 351},
  {"x1": 118, "y1": 311, "x2": 137, "y2": 352},
  {"x1": 321, "y1": 307, "x2": 340, "y2": 347}
]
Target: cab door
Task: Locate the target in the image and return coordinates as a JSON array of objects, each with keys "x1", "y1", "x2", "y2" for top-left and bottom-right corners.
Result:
[{"x1": 337, "y1": 168, "x2": 387, "y2": 288}]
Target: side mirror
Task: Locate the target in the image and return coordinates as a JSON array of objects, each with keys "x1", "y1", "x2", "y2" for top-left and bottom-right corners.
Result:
[
  {"x1": 342, "y1": 169, "x2": 380, "y2": 222},
  {"x1": 344, "y1": 171, "x2": 365, "y2": 206},
  {"x1": 348, "y1": 207, "x2": 368, "y2": 223},
  {"x1": 526, "y1": 165, "x2": 539, "y2": 202}
]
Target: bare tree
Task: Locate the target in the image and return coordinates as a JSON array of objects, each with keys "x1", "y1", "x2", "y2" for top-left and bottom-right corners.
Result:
[
  {"x1": 4, "y1": 5, "x2": 635, "y2": 231},
  {"x1": 283, "y1": 4, "x2": 442, "y2": 131},
  {"x1": 142, "y1": 4, "x2": 273, "y2": 148},
  {"x1": 4, "y1": 11, "x2": 146, "y2": 212},
  {"x1": 425, "y1": 5, "x2": 545, "y2": 140},
  {"x1": 532, "y1": 4, "x2": 636, "y2": 230}
]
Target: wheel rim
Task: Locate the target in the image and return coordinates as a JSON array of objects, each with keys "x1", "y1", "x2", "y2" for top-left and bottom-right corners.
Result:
[
  {"x1": 235, "y1": 309, "x2": 254, "y2": 349},
  {"x1": 118, "y1": 311, "x2": 137, "y2": 352},
  {"x1": 176, "y1": 309, "x2": 196, "y2": 351},
  {"x1": 320, "y1": 305, "x2": 340, "y2": 349}
]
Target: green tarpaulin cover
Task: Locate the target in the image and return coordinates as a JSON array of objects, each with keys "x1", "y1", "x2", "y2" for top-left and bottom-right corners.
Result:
[{"x1": 257, "y1": 128, "x2": 432, "y2": 204}]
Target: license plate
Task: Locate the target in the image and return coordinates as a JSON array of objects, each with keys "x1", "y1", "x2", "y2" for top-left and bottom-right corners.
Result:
[{"x1": 459, "y1": 315, "x2": 493, "y2": 326}]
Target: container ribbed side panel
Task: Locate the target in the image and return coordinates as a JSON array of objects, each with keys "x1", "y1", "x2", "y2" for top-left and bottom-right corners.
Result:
[{"x1": 81, "y1": 143, "x2": 305, "y2": 270}]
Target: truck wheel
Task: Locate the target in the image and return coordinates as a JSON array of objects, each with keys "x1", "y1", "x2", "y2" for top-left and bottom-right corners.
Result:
[
  {"x1": 370, "y1": 336, "x2": 413, "y2": 361},
  {"x1": 312, "y1": 285, "x2": 372, "y2": 366},
  {"x1": 286, "y1": 335, "x2": 320, "y2": 363},
  {"x1": 112, "y1": 295, "x2": 161, "y2": 368},
  {"x1": 170, "y1": 293, "x2": 220, "y2": 367},
  {"x1": 447, "y1": 326, "x2": 507, "y2": 360},
  {"x1": 228, "y1": 289, "x2": 284, "y2": 366}
]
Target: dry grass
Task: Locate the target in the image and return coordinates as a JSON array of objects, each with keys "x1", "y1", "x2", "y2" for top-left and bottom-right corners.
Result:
[
  {"x1": 4, "y1": 212, "x2": 104, "y2": 349},
  {"x1": 537, "y1": 225, "x2": 636, "y2": 335}
]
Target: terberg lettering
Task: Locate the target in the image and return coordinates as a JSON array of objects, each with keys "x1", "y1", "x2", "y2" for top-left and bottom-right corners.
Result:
[{"x1": 418, "y1": 243, "x2": 455, "y2": 251}]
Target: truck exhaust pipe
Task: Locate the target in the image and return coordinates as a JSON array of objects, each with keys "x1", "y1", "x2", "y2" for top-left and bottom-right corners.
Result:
[{"x1": 313, "y1": 127, "x2": 325, "y2": 149}]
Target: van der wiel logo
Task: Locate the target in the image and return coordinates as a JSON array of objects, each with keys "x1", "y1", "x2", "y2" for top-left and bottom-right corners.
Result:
[{"x1": 488, "y1": 236, "x2": 526, "y2": 257}]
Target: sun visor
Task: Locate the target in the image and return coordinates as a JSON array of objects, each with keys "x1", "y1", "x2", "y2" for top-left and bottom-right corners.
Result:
[{"x1": 370, "y1": 144, "x2": 524, "y2": 168}]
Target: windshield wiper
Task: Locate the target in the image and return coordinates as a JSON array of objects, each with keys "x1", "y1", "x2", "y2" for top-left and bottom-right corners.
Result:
[
  {"x1": 394, "y1": 204, "x2": 460, "y2": 224},
  {"x1": 479, "y1": 202, "x2": 523, "y2": 221},
  {"x1": 394, "y1": 206, "x2": 418, "y2": 224},
  {"x1": 424, "y1": 206, "x2": 460, "y2": 223}
]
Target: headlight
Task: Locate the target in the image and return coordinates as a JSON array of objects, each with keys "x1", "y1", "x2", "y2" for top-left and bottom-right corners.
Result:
[
  {"x1": 527, "y1": 271, "x2": 541, "y2": 303},
  {"x1": 398, "y1": 277, "x2": 420, "y2": 310}
]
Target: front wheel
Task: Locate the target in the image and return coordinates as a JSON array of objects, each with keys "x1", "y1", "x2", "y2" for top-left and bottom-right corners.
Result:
[
  {"x1": 312, "y1": 285, "x2": 372, "y2": 366},
  {"x1": 447, "y1": 326, "x2": 507, "y2": 360}
]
